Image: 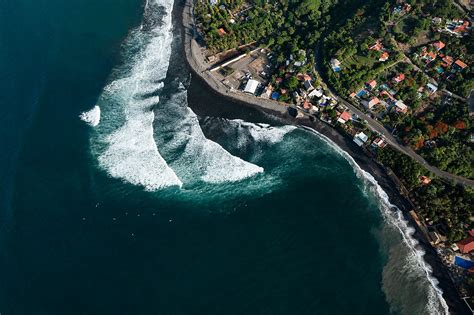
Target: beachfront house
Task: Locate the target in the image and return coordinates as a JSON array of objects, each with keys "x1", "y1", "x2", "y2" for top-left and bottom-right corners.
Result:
[
  {"x1": 353, "y1": 132, "x2": 368, "y2": 146},
  {"x1": 337, "y1": 111, "x2": 351, "y2": 124},
  {"x1": 244, "y1": 79, "x2": 260, "y2": 95},
  {"x1": 457, "y1": 236, "x2": 474, "y2": 254}
]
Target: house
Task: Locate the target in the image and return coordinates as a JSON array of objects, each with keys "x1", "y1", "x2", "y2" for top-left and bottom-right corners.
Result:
[
  {"x1": 366, "y1": 80, "x2": 377, "y2": 89},
  {"x1": 303, "y1": 74, "x2": 312, "y2": 81},
  {"x1": 304, "y1": 80, "x2": 314, "y2": 91},
  {"x1": 427, "y1": 83, "x2": 438, "y2": 94},
  {"x1": 379, "y1": 52, "x2": 390, "y2": 62},
  {"x1": 432, "y1": 41, "x2": 445, "y2": 51},
  {"x1": 353, "y1": 132, "x2": 369, "y2": 146},
  {"x1": 394, "y1": 100, "x2": 408, "y2": 113},
  {"x1": 330, "y1": 58, "x2": 341, "y2": 72},
  {"x1": 308, "y1": 89, "x2": 323, "y2": 98},
  {"x1": 441, "y1": 55, "x2": 454, "y2": 66},
  {"x1": 366, "y1": 97, "x2": 380, "y2": 109},
  {"x1": 457, "y1": 236, "x2": 474, "y2": 254},
  {"x1": 420, "y1": 176, "x2": 431, "y2": 185},
  {"x1": 393, "y1": 73, "x2": 405, "y2": 83},
  {"x1": 371, "y1": 137, "x2": 386, "y2": 148},
  {"x1": 303, "y1": 100, "x2": 312, "y2": 110},
  {"x1": 454, "y1": 59, "x2": 468, "y2": 71},
  {"x1": 337, "y1": 111, "x2": 351, "y2": 124},
  {"x1": 244, "y1": 79, "x2": 259, "y2": 94},
  {"x1": 260, "y1": 84, "x2": 273, "y2": 99},
  {"x1": 369, "y1": 42, "x2": 383, "y2": 51}
]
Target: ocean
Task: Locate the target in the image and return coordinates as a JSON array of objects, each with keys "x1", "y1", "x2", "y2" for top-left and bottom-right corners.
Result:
[{"x1": 0, "y1": 0, "x2": 451, "y2": 314}]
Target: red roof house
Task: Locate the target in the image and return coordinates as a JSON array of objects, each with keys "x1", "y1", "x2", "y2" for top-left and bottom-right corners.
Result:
[
  {"x1": 457, "y1": 236, "x2": 474, "y2": 254},
  {"x1": 442, "y1": 55, "x2": 454, "y2": 66},
  {"x1": 379, "y1": 52, "x2": 390, "y2": 61},
  {"x1": 337, "y1": 111, "x2": 351, "y2": 124},
  {"x1": 454, "y1": 59, "x2": 468, "y2": 70},
  {"x1": 366, "y1": 80, "x2": 377, "y2": 89},
  {"x1": 367, "y1": 97, "x2": 380, "y2": 109},
  {"x1": 393, "y1": 73, "x2": 405, "y2": 83},
  {"x1": 432, "y1": 41, "x2": 445, "y2": 51}
]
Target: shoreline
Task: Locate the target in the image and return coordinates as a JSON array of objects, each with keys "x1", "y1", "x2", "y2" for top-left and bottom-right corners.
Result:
[{"x1": 179, "y1": 1, "x2": 469, "y2": 313}]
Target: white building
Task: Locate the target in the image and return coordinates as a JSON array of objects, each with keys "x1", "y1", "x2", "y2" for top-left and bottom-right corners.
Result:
[
  {"x1": 244, "y1": 79, "x2": 260, "y2": 94},
  {"x1": 353, "y1": 132, "x2": 368, "y2": 146}
]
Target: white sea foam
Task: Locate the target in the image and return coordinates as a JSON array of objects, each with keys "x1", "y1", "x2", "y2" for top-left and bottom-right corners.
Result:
[
  {"x1": 154, "y1": 88, "x2": 263, "y2": 185},
  {"x1": 92, "y1": 0, "x2": 182, "y2": 190},
  {"x1": 301, "y1": 126, "x2": 449, "y2": 315},
  {"x1": 80, "y1": 105, "x2": 101, "y2": 127}
]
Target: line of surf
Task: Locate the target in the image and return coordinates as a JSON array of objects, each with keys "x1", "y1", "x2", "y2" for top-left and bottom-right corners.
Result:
[
  {"x1": 153, "y1": 85, "x2": 264, "y2": 185},
  {"x1": 86, "y1": 0, "x2": 182, "y2": 191},
  {"x1": 300, "y1": 126, "x2": 449, "y2": 315}
]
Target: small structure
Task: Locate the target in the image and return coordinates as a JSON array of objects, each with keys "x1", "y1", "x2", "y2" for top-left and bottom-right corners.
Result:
[
  {"x1": 366, "y1": 80, "x2": 377, "y2": 90},
  {"x1": 209, "y1": 0, "x2": 218, "y2": 5},
  {"x1": 454, "y1": 59, "x2": 468, "y2": 71},
  {"x1": 420, "y1": 176, "x2": 431, "y2": 185},
  {"x1": 427, "y1": 83, "x2": 438, "y2": 94},
  {"x1": 393, "y1": 73, "x2": 405, "y2": 83},
  {"x1": 369, "y1": 42, "x2": 383, "y2": 51},
  {"x1": 330, "y1": 58, "x2": 341, "y2": 72},
  {"x1": 337, "y1": 111, "x2": 351, "y2": 124},
  {"x1": 432, "y1": 41, "x2": 445, "y2": 51},
  {"x1": 371, "y1": 137, "x2": 387, "y2": 148},
  {"x1": 308, "y1": 89, "x2": 323, "y2": 98},
  {"x1": 304, "y1": 80, "x2": 314, "y2": 91},
  {"x1": 243, "y1": 79, "x2": 260, "y2": 94},
  {"x1": 366, "y1": 97, "x2": 380, "y2": 109},
  {"x1": 457, "y1": 236, "x2": 474, "y2": 254},
  {"x1": 394, "y1": 100, "x2": 408, "y2": 113},
  {"x1": 218, "y1": 28, "x2": 227, "y2": 36},
  {"x1": 442, "y1": 55, "x2": 454, "y2": 66},
  {"x1": 379, "y1": 52, "x2": 390, "y2": 62},
  {"x1": 353, "y1": 132, "x2": 369, "y2": 146}
]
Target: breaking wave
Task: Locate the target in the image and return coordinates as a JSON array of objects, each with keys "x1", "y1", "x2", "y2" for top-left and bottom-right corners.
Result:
[
  {"x1": 80, "y1": 105, "x2": 101, "y2": 127},
  {"x1": 153, "y1": 84, "x2": 263, "y2": 186},
  {"x1": 301, "y1": 127, "x2": 449, "y2": 315},
  {"x1": 90, "y1": 0, "x2": 182, "y2": 190}
]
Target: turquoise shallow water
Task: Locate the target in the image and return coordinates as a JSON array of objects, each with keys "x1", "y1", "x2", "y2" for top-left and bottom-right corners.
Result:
[{"x1": 0, "y1": 0, "x2": 449, "y2": 314}]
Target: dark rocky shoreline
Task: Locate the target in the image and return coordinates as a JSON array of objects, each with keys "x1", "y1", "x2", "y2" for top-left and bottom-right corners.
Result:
[{"x1": 175, "y1": 0, "x2": 470, "y2": 313}]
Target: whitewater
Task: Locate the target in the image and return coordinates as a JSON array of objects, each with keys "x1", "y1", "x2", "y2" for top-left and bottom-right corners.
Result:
[
  {"x1": 302, "y1": 126, "x2": 449, "y2": 315},
  {"x1": 80, "y1": 0, "x2": 450, "y2": 313},
  {"x1": 84, "y1": 0, "x2": 263, "y2": 190}
]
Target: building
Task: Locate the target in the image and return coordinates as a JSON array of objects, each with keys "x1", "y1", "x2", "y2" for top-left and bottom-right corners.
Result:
[
  {"x1": 244, "y1": 79, "x2": 260, "y2": 94},
  {"x1": 304, "y1": 80, "x2": 314, "y2": 91},
  {"x1": 366, "y1": 80, "x2": 377, "y2": 89},
  {"x1": 394, "y1": 100, "x2": 408, "y2": 113},
  {"x1": 432, "y1": 41, "x2": 445, "y2": 51},
  {"x1": 457, "y1": 236, "x2": 474, "y2": 254},
  {"x1": 420, "y1": 176, "x2": 431, "y2": 185},
  {"x1": 337, "y1": 111, "x2": 351, "y2": 124},
  {"x1": 427, "y1": 83, "x2": 438, "y2": 94},
  {"x1": 353, "y1": 132, "x2": 368, "y2": 146},
  {"x1": 371, "y1": 137, "x2": 387, "y2": 148},
  {"x1": 365, "y1": 97, "x2": 380, "y2": 109},
  {"x1": 454, "y1": 59, "x2": 468, "y2": 71},
  {"x1": 308, "y1": 89, "x2": 323, "y2": 98},
  {"x1": 379, "y1": 52, "x2": 390, "y2": 61},
  {"x1": 330, "y1": 58, "x2": 341, "y2": 72},
  {"x1": 393, "y1": 73, "x2": 405, "y2": 83}
]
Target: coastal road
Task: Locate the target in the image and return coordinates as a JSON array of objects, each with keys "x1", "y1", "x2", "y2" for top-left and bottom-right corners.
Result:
[{"x1": 314, "y1": 44, "x2": 474, "y2": 187}]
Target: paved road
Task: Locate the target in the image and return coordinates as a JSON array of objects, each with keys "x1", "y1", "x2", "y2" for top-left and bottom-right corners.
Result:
[{"x1": 314, "y1": 44, "x2": 474, "y2": 186}]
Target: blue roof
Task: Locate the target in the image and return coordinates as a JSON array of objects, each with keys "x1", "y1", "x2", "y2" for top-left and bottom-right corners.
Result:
[
  {"x1": 454, "y1": 256, "x2": 474, "y2": 269},
  {"x1": 271, "y1": 92, "x2": 280, "y2": 100}
]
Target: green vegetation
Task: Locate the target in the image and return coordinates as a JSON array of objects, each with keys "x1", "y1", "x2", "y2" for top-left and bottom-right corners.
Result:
[{"x1": 376, "y1": 146, "x2": 473, "y2": 243}]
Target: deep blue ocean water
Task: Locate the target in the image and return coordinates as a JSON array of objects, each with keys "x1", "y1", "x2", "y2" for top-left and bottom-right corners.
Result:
[{"x1": 0, "y1": 0, "x2": 449, "y2": 314}]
